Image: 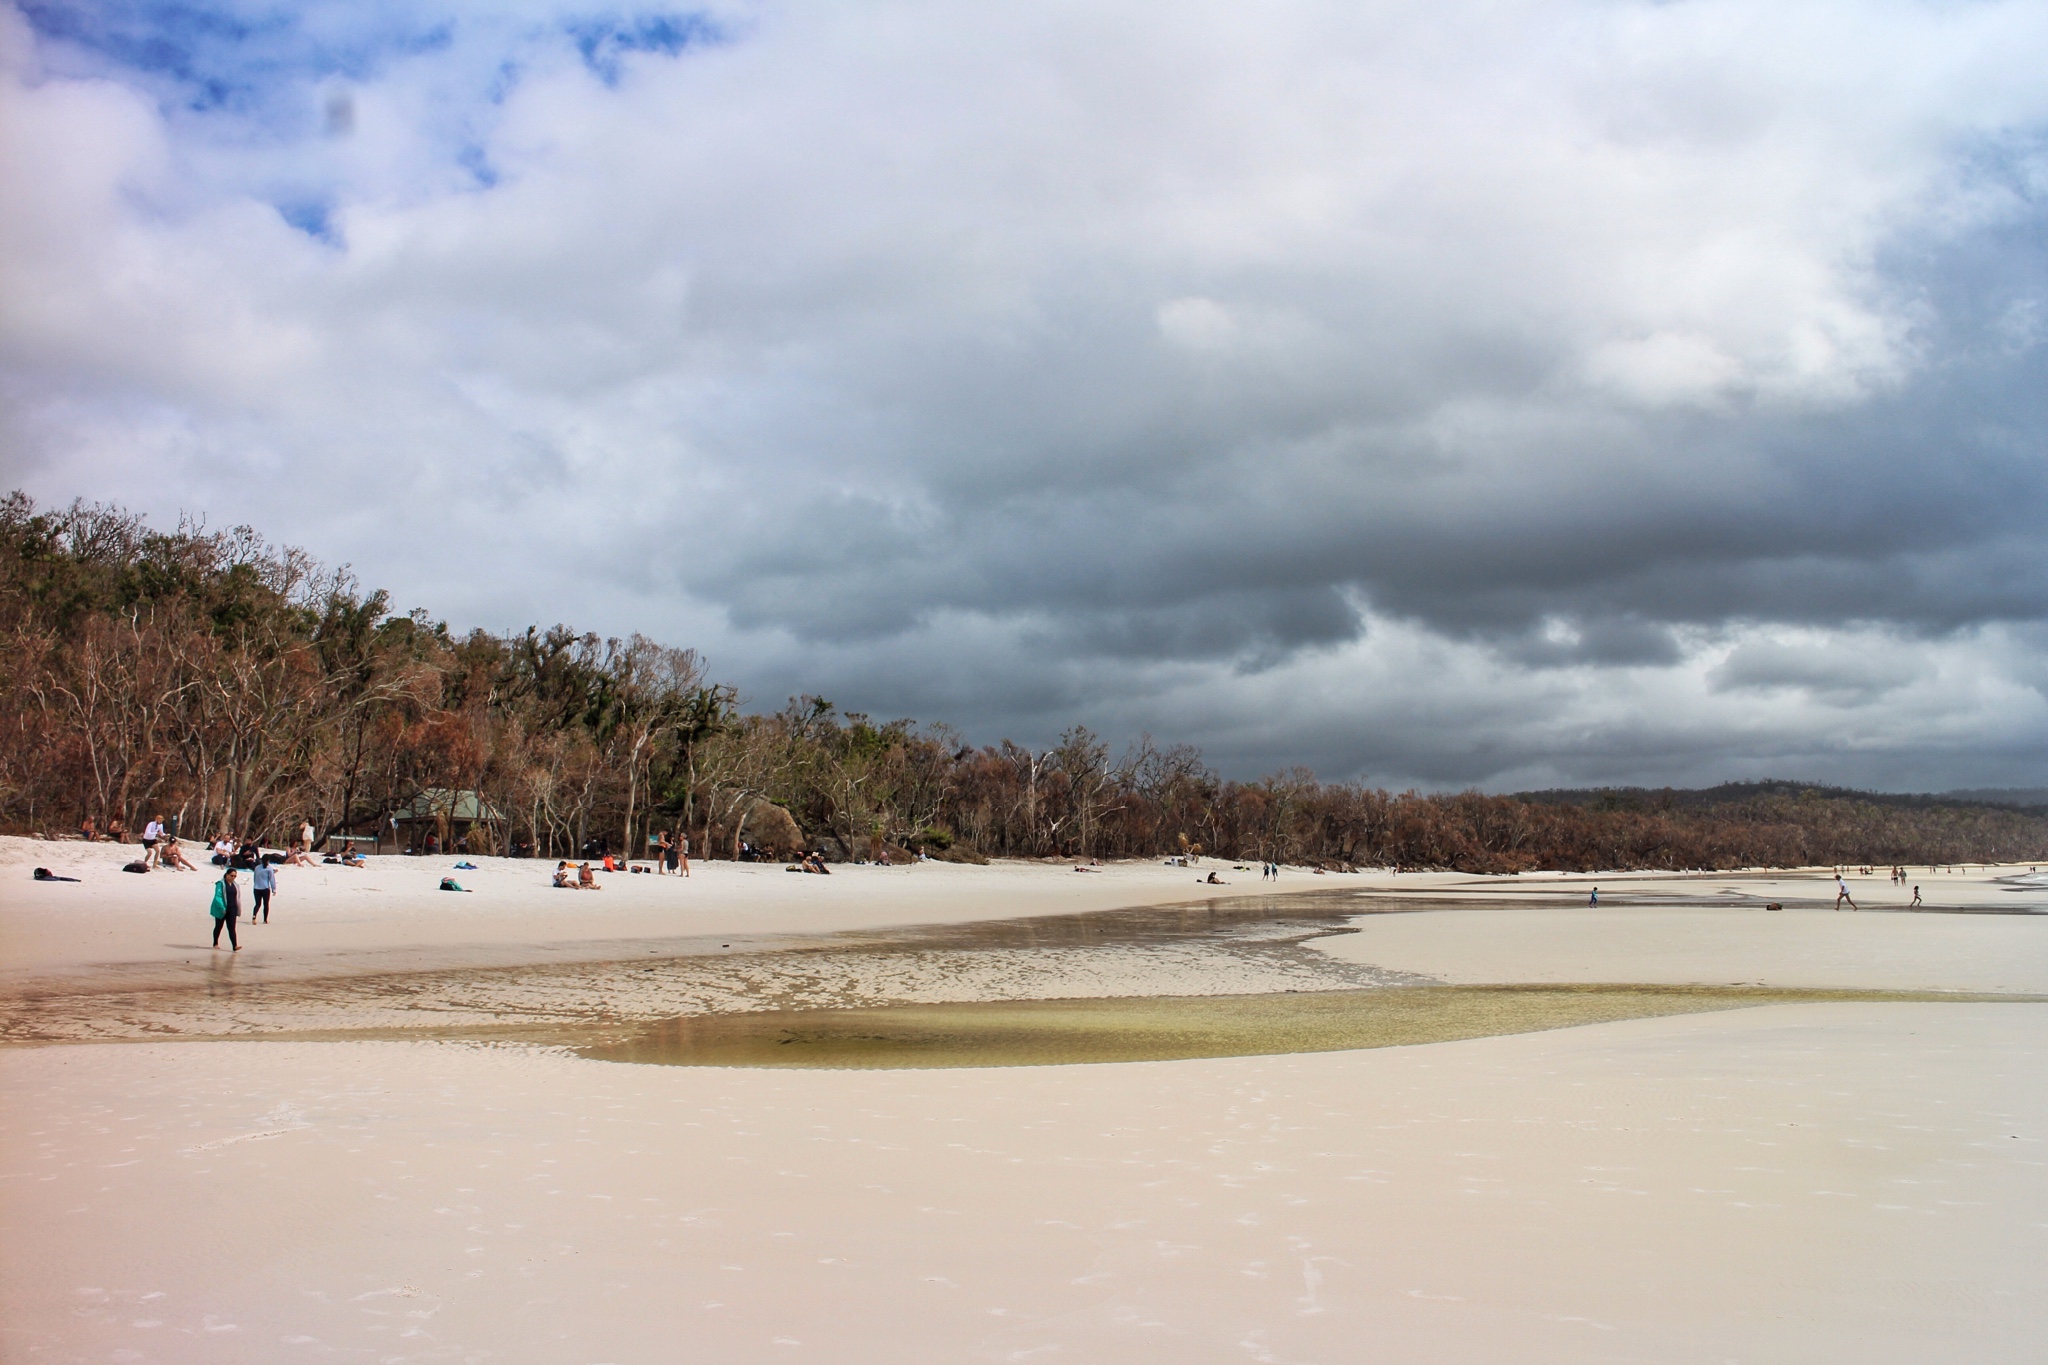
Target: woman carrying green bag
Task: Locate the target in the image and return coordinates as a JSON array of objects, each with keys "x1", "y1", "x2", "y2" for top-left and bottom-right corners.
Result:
[{"x1": 210, "y1": 868, "x2": 242, "y2": 951}]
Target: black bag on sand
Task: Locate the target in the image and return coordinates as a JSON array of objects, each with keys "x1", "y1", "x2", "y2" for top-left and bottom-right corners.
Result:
[
  {"x1": 124, "y1": 860, "x2": 151, "y2": 874},
  {"x1": 33, "y1": 867, "x2": 81, "y2": 882}
]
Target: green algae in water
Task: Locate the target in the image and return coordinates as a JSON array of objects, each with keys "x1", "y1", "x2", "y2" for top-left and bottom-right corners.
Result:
[{"x1": 581, "y1": 983, "x2": 2043, "y2": 1070}]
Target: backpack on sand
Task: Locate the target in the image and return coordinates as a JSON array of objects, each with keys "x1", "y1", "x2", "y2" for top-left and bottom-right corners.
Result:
[{"x1": 209, "y1": 881, "x2": 227, "y2": 919}]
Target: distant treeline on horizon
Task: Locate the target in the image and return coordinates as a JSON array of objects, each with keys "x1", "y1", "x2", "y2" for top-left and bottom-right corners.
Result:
[{"x1": 5, "y1": 492, "x2": 2045, "y2": 872}]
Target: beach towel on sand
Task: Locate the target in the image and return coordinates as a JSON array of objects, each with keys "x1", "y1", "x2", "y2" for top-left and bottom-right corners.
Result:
[
  {"x1": 209, "y1": 881, "x2": 227, "y2": 919},
  {"x1": 439, "y1": 877, "x2": 470, "y2": 892}
]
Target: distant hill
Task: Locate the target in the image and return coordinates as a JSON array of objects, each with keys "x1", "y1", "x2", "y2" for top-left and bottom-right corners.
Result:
[
  {"x1": 1938, "y1": 788, "x2": 2048, "y2": 811},
  {"x1": 1513, "y1": 781, "x2": 2048, "y2": 815}
]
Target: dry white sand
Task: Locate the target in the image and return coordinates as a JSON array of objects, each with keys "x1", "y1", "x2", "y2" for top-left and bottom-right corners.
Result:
[
  {"x1": 1316, "y1": 902, "x2": 2048, "y2": 992},
  {"x1": 0, "y1": 837, "x2": 1322, "y2": 985},
  {"x1": 4, "y1": 842, "x2": 2046, "y2": 1362},
  {"x1": 4, "y1": 1006, "x2": 2043, "y2": 1363}
]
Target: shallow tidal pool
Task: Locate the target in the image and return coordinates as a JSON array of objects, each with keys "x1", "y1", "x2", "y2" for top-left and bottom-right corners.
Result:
[{"x1": 580, "y1": 982, "x2": 2035, "y2": 1069}]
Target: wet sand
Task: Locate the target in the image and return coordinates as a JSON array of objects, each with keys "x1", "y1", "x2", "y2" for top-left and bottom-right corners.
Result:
[{"x1": 0, "y1": 894, "x2": 1405, "y2": 1044}]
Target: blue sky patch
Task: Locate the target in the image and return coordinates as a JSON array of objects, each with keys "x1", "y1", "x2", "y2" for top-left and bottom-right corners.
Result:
[
  {"x1": 276, "y1": 197, "x2": 334, "y2": 241},
  {"x1": 567, "y1": 11, "x2": 722, "y2": 87}
]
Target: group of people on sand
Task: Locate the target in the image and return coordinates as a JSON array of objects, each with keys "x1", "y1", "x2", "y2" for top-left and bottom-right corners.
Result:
[
  {"x1": 553, "y1": 860, "x2": 603, "y2": 889},
  {"x1": 1835, "y1": 869, "x2": 1924, "y2": 910},
  {"x1": 206, "y1": 856, "x2": 282, "y2": 950},
  {"x1": 651, "y1": 830, "x2": 690, "y2": 876},
  {"x1": 76, "y1": 813, "x2": 129, "y2": 843},
  {"x1": 134, "y1": 816, "x2": 202, "y2": 871}
]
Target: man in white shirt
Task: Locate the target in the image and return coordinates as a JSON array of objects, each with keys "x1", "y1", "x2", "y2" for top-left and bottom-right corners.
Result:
[{"x1": 142, "y1": 817, "x2": 164, "y2": 866}]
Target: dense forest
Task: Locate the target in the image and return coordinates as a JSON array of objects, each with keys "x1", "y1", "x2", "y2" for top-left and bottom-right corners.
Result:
[{"x1": 5, "y1": 493, "x2": 2045, "y2": 871}]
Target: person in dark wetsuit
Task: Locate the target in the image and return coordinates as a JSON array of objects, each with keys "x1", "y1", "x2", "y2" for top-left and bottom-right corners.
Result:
[{"x1": 213, "y1": 868, "x2": 242, "y2": 950}]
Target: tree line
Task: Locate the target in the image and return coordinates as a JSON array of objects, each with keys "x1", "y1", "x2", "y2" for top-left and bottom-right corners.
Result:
[{"x1": 6, "y1": 492, "x2": 2046, "y2": 871}]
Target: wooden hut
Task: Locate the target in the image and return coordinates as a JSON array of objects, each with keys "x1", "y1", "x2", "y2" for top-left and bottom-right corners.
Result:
[{"x1": 390, "y1": 789, "x2": 507, "y2": 855}]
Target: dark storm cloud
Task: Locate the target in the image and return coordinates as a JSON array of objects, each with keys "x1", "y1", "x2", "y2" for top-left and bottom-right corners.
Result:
[{"x1": 5, "y1": 0, "x2": 2048, "y2": 787}]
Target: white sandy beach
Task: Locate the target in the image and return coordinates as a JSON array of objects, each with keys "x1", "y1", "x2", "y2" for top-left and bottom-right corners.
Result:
[
  {"x1": 0, "y1": 838, "x2": 1328, "y2": 984},
  {"x1": 3, "y1": 842, "x2": 2046, "y2": 1362}
]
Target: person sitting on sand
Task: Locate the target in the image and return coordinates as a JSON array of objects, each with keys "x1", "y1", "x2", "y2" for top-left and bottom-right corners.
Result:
[
  {"x1": 340, "y1": 847, "x2": 366, "y2": 868},
  {"x1": 553, "y1": 861, "x2": 576, "y2": 889},
  {"x1": 1204, "y1": 870, "x2": 1224, "y2": 884},
  {"x1": 577, "y1": 862, "x2": 601, "y2": 889},
  {"x1": 802, "y1": 852, "x2": 831, "y2": 875},
  {"x1": 159, "y1": 838, "x2": 197, "y2": 871},
  {"x1": 282, "y1": 841, "x2": 315, "y2": 867}
]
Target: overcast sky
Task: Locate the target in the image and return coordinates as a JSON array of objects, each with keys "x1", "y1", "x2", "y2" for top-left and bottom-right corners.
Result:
[{"x1": 4, "y1": 0, "x2": 2047, "y2": 790}]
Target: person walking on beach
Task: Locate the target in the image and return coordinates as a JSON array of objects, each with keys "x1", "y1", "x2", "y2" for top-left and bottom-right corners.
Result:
[
  {"x1": 251, "y1": 860, "x2": 275, "y2": 923},
  {"x1": 211, "y1": 868, "x2": 242, "y2": 950},
  {"x1": 1589, "y1": 886, "x2": 1599, "y2": 907},
  {"x1": 1834, "y1": 875, "x2": 1857, "y2": 911},
  {"x1": 142, "y1": 815, "x2": 163, "y2": 867},
  {"x1": 1910, "y1": 885, "x2": 1922, "y2": 908}
]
